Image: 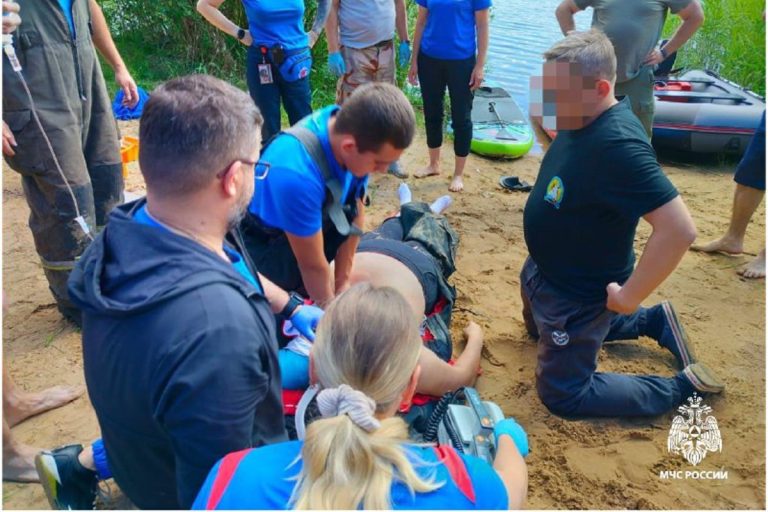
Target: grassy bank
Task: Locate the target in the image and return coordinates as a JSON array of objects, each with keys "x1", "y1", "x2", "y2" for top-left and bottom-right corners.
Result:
[{"x1": 662, "y1": 0, "x2": 766, "y2": 96}]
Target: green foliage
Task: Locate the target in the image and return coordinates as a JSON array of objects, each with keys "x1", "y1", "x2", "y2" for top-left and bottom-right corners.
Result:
[
  {"x1": 102, "y1": 0, "x2": 420, "y2": 110},
  {"x1": 662, "y1": 0, "x2": 766, "y2": 96}
]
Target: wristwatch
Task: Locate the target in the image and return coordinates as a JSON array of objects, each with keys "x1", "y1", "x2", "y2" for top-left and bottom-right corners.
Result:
[
  {"x1": 660, "y1": 46, "x2": 669, "y2": 59},
  {"x1": 236, "y1": 28, "x2": 246, "y2": 41},
  {"x1": 279, "y1": 292, "x2": 304, "y2": 319}
]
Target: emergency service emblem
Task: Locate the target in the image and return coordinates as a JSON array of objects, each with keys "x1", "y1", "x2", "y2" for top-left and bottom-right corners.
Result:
[
  {"x1": 551, "y1": 330, "x2": 569, "y2": 346},
  {"x1": 667, "y1": 393, "x2": 722, "y2": 466},
  {"x1": 544, "y1": 176, "x2": 564, "y2": 209}
]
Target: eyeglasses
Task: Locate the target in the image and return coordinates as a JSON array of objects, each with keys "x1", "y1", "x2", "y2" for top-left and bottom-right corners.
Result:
[{"x1": 216, "y1": 160, "x2": 271, "y2": 181}]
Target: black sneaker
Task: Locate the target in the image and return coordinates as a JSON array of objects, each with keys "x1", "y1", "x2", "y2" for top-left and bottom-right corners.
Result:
[{"x1": 35, "y1": 444, "x2": 98, "y2": 510}]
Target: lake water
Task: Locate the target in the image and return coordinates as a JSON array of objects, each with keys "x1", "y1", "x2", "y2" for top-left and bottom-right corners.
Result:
[{"x1": 485, "y1": 0, "x2": 592, "y2": 152}]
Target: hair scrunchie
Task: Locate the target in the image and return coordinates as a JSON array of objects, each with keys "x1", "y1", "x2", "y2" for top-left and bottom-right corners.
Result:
[{"x1": 316, "y1": 384, "x2": 381, "y2": 432}]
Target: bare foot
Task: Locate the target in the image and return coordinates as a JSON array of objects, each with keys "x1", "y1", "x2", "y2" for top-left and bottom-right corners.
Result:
[
  {"x1": 5, "y1": 385, "x2": 84, "y2": 427},
  {"x1": 449, "y1": 176, "x2": 464, "y2": 192},
  {"x1": 691, "y1": 236, "x2": 743, "y2": 255},
  {"x1": 3, "y1": 443, "x2": 41, "y2": 483},
  {"x1": 414, "y1": 164, "x2": 440, "y2": 179},
  {"x1": 739, "y1": 250, "x2": 766, "y2": 279}
]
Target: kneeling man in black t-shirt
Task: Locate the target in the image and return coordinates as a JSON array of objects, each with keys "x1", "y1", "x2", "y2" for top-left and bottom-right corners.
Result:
[{"x1": 523, "y1": 29, "x2": 724, "y2": 418}]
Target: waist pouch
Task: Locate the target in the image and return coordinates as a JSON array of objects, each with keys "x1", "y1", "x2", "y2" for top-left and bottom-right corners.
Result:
[{"x1": 278, "y1": 48, "x2": 312, "y2": 82}]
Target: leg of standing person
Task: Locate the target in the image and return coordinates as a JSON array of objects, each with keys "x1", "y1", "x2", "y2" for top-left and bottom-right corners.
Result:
[
  {"x1": 278, "y1": 64, "x2": 313, "y2": 128},
  {"x1": 692, "y1": 112, "x2": 766, "y2": 277},
  {"x1": 336, "y1": 45, "x2": 374, "y2": 105},
  {"x1": 614, "y1": 67, "x2": 655, "y2": 139},
  {"x1": 2, "y1": 368, "x2": 83, "y2": 482},
  {"x1": 7, "y1": 103, "x2": 103, "y2": 325},
  {"x1": 246, "y1": 46, "x2": 283, "y2": 142},
  {"x1": 20, "y1": 172, "x2": 93, "y2": 326},
  {"x1": 3, "y1": 419, "x2": 39, "y2": 482},
  {"x1": 376, "y1": 41, "x2": 408, "y2": 178},
  {"x1": 81, "y1": 58, "x2": 124, "y2": 232},
  {"x1": 445, "y1": 55, "x2": 476, "y2": 192},
  {"x1": 415, "y1": 52, "x2": 447, "y2": 179}
]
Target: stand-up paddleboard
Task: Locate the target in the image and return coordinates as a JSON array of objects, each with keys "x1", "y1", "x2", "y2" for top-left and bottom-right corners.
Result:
[{"x1": 470, "y1": 86, "x2": 534, "y2": 158}]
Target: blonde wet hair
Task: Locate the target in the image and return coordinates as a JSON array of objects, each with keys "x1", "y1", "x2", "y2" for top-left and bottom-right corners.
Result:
[{"x1": 292, "y1": 283, "x2": 441, "y2": 509}]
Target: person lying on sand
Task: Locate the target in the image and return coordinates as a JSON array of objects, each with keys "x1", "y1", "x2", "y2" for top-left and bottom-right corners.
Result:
[{"x1": 281, "y1": 184, "x2": 484, "y2": 397}]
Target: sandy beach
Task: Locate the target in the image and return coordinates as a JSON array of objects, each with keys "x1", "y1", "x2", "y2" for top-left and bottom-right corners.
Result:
[{"x1": 3, "y1": 119, "x2": 765, "y2": 509}]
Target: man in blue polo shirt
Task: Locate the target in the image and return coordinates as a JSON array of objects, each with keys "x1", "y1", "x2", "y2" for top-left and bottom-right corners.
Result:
[{"x1": 242, "y1": 82, "x2": 416, "y2": 306}]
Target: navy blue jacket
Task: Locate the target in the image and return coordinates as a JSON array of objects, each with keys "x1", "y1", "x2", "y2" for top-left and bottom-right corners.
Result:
[{"x1": 68, "y1": 200, "x2": 287, "y2": 509}]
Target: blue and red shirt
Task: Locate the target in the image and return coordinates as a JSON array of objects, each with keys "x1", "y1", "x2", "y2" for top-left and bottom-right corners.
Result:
[{"x1": 192, "y1": 441, "x2": 508, "y2": 509}]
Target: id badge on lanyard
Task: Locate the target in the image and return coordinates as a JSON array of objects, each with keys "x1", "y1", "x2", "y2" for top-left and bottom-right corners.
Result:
[{"x1": 258, "y1": 46, "x2": 273, "y2": 84}]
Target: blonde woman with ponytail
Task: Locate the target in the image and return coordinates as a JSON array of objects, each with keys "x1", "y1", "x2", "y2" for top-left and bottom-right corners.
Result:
[{"x1": 193, "y1": 284, "x2": 528, "y2": 510}]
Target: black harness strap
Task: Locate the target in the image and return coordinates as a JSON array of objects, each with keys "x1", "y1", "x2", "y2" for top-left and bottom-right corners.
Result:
[{"x1": 282, "y1": 124, "x2": 363, "y2": 237}]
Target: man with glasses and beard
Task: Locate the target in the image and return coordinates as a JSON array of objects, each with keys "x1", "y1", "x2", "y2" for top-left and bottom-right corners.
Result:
[{"x1": 61, "y1": 75, "x2": 320, "y2": 509}]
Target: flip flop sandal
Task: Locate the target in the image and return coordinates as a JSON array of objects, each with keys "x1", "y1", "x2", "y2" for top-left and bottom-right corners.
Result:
[{"x1": 499, "y1": 176, "x2": 533, "y2": 192}]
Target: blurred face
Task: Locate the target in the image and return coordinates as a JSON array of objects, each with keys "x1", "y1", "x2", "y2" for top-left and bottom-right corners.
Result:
[
  {"x1": 340, "y1": 137, "x2": 403, "y2": 177},
  {"x1": 530, "y1": 60, "x2": 608, "y2": 131}
]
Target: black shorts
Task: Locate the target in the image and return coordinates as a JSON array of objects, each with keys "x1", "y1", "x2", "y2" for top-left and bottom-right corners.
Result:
[
  {"x1": 358, "y1": 223, "x2": 441, "y2": 314},
  {"x1": 734, "y1": 111, "x2": 766, "y2": 191}
]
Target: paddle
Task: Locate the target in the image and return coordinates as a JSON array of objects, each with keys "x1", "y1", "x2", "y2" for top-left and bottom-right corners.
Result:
[{"x1": 488, "y1": 101, "x2": 520, "y2": 141}]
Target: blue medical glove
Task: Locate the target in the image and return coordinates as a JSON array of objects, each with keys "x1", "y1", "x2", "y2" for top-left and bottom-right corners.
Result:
[
  {"x1": 494, "y1": 418, "x2": 529, "y2": 457},
  {"x1": 398, "y1": 41, "x2": 411, "y2": 69},
  {"x1": 327, "y1": 52, "x2": 346, "y2": 77},
  {"x1": 290, "y1": 304, "x2": 324, "y2": 341}
]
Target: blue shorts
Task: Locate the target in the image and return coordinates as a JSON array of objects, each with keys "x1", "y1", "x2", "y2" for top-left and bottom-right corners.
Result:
[{"x1": 734, "y1": 111, "x2": 766, "y2": 191}]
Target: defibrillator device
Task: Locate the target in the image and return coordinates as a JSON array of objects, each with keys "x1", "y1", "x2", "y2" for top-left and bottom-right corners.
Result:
[
  {"x1": 293, "y1": 386, "x2": 505, "y2": 465},
  {"x1": 407, "y1": 387, "x2": 505, "y2": 464}
]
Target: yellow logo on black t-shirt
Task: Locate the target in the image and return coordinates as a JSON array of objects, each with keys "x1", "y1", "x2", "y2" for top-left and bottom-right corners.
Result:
[{"x1": 544, "y1": 176, "x2": 564, "y2": 209}]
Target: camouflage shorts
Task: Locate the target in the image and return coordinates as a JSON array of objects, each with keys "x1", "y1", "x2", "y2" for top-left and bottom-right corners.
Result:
[{"x1": 336, "y1": 41, "x2": 396, "y2": 104}]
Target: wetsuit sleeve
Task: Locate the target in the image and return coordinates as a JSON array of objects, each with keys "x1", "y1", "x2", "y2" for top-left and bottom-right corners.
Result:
[
  {"x1": 601, "y1": 139, "x2": 679, "y2": 219},
  {"x1": 151, "y1": 295, "x2": 275, "y2": 508},
  {"x1": 461, "y1": 454, "x2": 509, "y2": 509}
]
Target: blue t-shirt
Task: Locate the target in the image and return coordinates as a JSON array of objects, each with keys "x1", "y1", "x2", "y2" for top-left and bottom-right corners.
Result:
[
  {"x1": 249, "y1": 105, "x2": 369, "y2": 237},
  {"x1": 133, "y1": 205, "x2": 263, "y2": 293},
  {"x1": 192, "y1": 441, "x2": 508, "y2": 509},
  {"x1": 242, "y1": 0, "x2": 308, "y2": 50},
  {"x1": 416, "y1": 0, "x2": 492, "y2": 60},
  {"x1": 57, "y1": 0, "x2": 75, "y2": 36}
]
